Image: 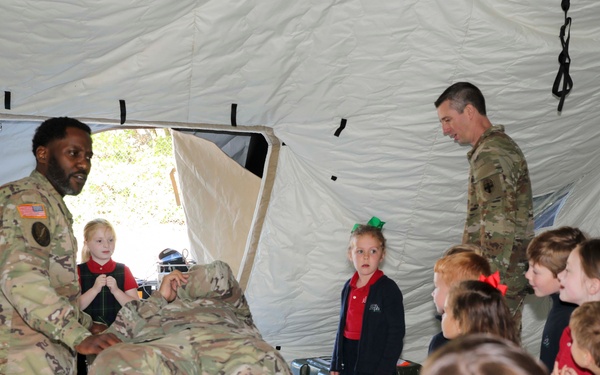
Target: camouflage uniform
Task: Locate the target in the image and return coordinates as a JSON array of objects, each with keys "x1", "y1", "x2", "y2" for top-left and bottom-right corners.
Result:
[
  {"x1": 0, "y1": 170, "x2": 93, "y2": 375},
  {"x1": 463, "y1": 125, "x2": 534, "y2": 329},
  {"x1": 89, "y1": 260, "x2": 291, "y2": 375}
]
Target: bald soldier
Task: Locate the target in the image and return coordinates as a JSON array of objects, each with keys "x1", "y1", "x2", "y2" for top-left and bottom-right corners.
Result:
[
  {"x1": 0, "y1": 117, "x2": 120, "y2": 374},
  {"x1": 435, "y1": 82, "x2": 534, "y2": 331}
]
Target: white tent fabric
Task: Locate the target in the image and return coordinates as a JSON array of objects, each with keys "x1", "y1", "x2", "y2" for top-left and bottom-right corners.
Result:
[
  {"x1": 2, "y1": 0, "x2": 600, "y2": 366},
  {"x1": 171, "y1": 130, "x2": 261, "y2": 277}
]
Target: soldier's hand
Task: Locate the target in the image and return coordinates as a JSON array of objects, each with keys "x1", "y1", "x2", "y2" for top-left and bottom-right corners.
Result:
[
  {"x1": 75, "y1": 333, "x2": 121, "y2": 355},
  {"x1": 159, "y1": 270, "x2": 189, "y2": 302},
  {"x1": 90, "y1": 322, "x2": 109, "y2": 335}
]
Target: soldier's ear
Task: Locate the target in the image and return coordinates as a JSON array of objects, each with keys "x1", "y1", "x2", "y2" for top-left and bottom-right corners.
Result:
[
  {"x1": 464, "y1": 104, "x2": 476, "y2": 119},
  {"x1": 35, "y1": 146, "x2": 48, "y2": 164}
]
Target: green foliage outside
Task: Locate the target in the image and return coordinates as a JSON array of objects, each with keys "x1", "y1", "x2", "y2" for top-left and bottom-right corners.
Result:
[{"x1": 66, "y1": 128, "x2": 186, "y2": 228}]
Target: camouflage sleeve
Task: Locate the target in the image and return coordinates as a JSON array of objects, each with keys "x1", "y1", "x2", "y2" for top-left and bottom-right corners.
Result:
[
  {"x1": 0, "y1": 190, "x2": 91, "y2": 349},
  {"x1": 471, "y1": 149, "x2": 518, "y2": 263},
  {"x1": 106, "y1": 291, "x2": 167, "y2": 341}
]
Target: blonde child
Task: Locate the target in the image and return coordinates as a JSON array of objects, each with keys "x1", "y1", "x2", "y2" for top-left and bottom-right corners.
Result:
[
  {"x1": 330, "y1": 218, "x2": 405, "y2": 375},
  {"x1": 525, "y1": 226, "x2": 586, "y2": 372},
  {"x1": 78, "y1": 218, "x2": 139, "y2": 323},
  {"x1": 429, "y1": 247, "x2": 491, "y2": 354},
  {"x1": 552, "y1": 239, "x2": 600, "y2": 375},
  {"x1": 567, "y1": 302, "x2": 600, "y2": 375},
  {"x1": 441, "y1": 278, "x2": 519, "y2": 345},
  {"x1": 77, "y1": 218, "x2": 139, "y2": 373}
]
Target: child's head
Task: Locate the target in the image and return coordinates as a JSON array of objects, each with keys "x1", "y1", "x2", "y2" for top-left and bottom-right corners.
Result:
[
  {"x1": 525, "y1": 226, "x2": 586, "y2": 297},
  {"x1": 421, "y1": 333, "x2": 547, "y2": 375},
  {"x1": 569, "y1": 302, "x2": 600, "y2": 373},
  {"x1": 432, "y1": 251, "x2": 491, "y2": 315},
  {"x1": 82, "y1": 218, "x2": 117, "y2": 263},
  {"x1": 443, "y1": 243, "x2": 483, "y2": 257},
  {"x1": 442, "y1": 280, "x2": 518, "y2": 344},
  {"x1": 347, "y1": 225, "x2": 386, "y2": 277},
  {"x1": 558, "y1": 238, "x2": 600, "y2": 305}
]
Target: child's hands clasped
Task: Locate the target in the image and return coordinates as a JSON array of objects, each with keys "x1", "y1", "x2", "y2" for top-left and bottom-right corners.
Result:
[
  {"x1": 92, "y1": 274, "x2": 107, "y2": 293},
  {"x1": 106, "y1": 275, "x2": 119, "y2": 293}
]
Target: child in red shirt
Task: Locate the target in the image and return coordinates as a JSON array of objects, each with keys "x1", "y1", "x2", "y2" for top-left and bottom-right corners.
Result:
[{"x1": 330, "y1": 217, "x2": 405, "y2": 375}]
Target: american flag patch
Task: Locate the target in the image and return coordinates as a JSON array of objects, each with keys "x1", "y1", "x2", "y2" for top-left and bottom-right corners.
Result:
[{"x1": 17, "y1": 204, "x2": 47, "y2": 219}]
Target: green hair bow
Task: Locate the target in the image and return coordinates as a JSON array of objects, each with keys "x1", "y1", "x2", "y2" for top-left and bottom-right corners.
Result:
[{"x1": 351, "y1": 216, "x2": 386, "y2": 232}]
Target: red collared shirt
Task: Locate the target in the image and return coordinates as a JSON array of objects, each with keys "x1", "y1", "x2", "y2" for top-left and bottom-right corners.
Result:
[
  {"x1": 77, "y1": 258, "x2": 138, "y2": 291},
  {"x1": 343, "y1": 269, "x2": 383, "y2": 340}
]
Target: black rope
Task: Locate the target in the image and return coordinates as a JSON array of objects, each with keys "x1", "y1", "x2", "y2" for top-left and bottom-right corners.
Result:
[{"x1": 552, "y1": 0, "x2": 573, "y2": 112}]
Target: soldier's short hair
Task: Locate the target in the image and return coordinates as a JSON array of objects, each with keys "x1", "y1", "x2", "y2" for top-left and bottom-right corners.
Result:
[
  {"x1": 570, "y1": 302, "x2": 600, "y2": 368},
  {"x1": 434, "y1": 82, "x2": 487, "y2": 115},
  {"x1": 32, "y1": 117, "x2": 91, "y2": 156},
  {"x1": 526, "y1": 226, "x2": 587, "y2": 276},
  {"x1": 434, "y1": 251, "x2": 491, "y2": 286}
]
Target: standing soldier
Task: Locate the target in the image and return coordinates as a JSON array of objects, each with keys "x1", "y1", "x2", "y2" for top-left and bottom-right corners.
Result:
[
  {"x1": 0, "y1": 117, "x2": 120, "y2": 374},
  {"x1": 434, "y1": 82, "x2": 534, "y2": 331}
]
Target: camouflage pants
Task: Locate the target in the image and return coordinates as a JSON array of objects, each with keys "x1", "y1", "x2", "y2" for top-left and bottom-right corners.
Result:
[{"x1": 491, "y1": 258, "x2": 528, "y2": 335}]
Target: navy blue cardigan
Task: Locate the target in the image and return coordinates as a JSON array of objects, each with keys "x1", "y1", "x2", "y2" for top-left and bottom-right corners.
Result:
[{"x1": 330, "y1": 275, "x2": 405, "y2": 375}]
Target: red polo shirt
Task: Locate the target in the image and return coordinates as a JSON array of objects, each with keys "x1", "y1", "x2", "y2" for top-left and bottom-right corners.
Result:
[
  {"x1": 77, "y1": 258, "x2": 138, "y2": 291},
  {"x1": 343, "y1": 269, "x2": 383, "y2": 340}
]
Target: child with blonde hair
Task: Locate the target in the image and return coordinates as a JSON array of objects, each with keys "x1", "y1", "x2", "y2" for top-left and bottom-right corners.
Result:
[
  {"x1": 78, "y1": 218, "x2": 139, "y2": 320},
  {"x1": 525, "y1": 226, "x2": 586, "y2": 372},
  {"x1": 441, "y1": 278, "x2": 519, "y2": 345},
  {"x1": 77, "y1": 218, "x2": 139, "y2": 373},
  {"x1": 330, "y1": 218, "x2": 405, "y2": 375},
  {"x1": 429, "y1": 247, "x2": 491, "y2": 354},
  {"x1": 553, "y1": 239, "x2": 600, "y2": 375},
  {"x1": 567, "y1": 302, "x2": 600, "y2": 375}
]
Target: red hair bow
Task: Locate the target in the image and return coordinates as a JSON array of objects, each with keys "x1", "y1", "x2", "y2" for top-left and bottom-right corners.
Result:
[{"x1": 479, "y1": 271, "x2": 508, "y2": 296}]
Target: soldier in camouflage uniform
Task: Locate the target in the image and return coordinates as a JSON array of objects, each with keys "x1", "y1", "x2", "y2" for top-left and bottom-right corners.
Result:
[
  {"x1": 435, "y1": 82, "x2": 534, "y2": 331},
  {"x1": 0, "y1": 117, "x2": 121, "y2": 375},
  {"x1": 89, "y1": 260, "x2": 292, "y2": 375}
]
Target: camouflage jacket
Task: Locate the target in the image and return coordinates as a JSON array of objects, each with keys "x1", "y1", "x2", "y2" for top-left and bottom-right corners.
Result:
[
  {"x1": 463, "y1": 126, "x2": 534, "y2": 287},
  {"x1": 89, "y1": 261, "x2": 291, "y2": 375},
  {"x1": 0, "y1": 170, "x2": 92, "y2": 375}
]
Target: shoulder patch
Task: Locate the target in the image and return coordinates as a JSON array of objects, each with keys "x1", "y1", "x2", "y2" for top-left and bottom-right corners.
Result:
[
  {"x1": 483, "y1": 178, "x2": 494, "y2": 194},
  {"x1": 17, "y1": 204, "x2": 47, "y2": 219},
  {"x1": 32, "y1": 222, "x2": 51, "y2": 247}
]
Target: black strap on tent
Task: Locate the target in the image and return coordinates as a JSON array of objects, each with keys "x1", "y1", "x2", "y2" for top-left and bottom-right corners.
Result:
[
  {"x1": 4, "y1": 91, "x2": 11, "y2": 110},
  {"x1": 334, "y1": 118, "x2": 347, "y2": 137},
  {"x1": 230, "y1": 103, "x2": 237, "y2": 127},
  {"x1": 119, "y1": 99, "x2": 126, "y2": 124},
  {"x1": 552, "y1": 0, "x2": 573, "y2": 112}
]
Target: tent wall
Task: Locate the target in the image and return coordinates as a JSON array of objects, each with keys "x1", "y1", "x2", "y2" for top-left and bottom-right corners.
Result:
[{"x1": 172, "y1": 130, "x2": 261, "y2": 277}]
